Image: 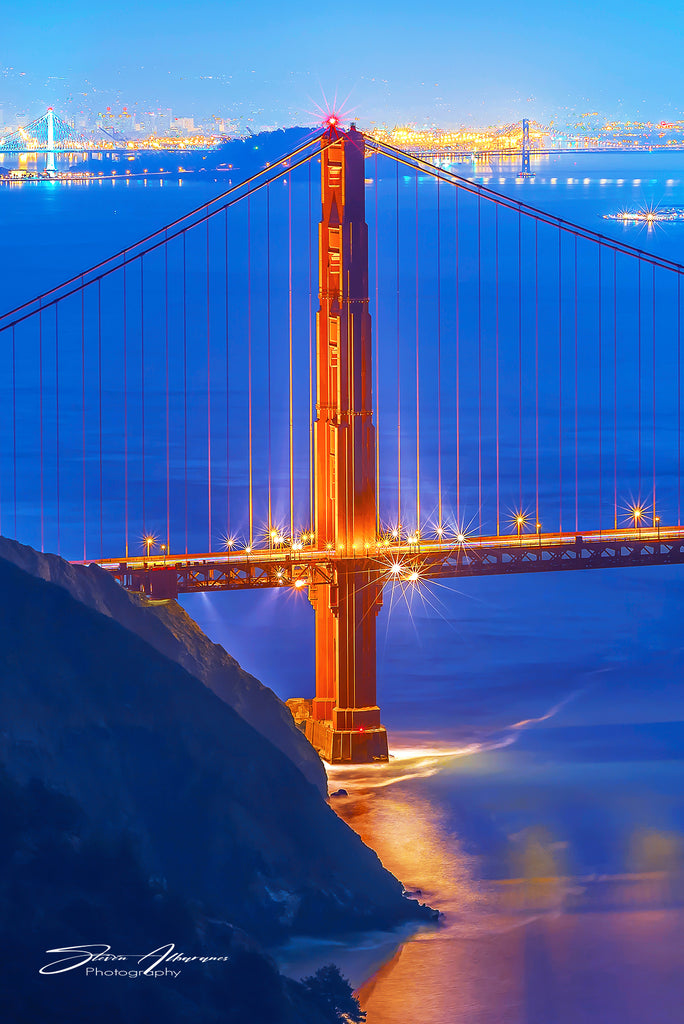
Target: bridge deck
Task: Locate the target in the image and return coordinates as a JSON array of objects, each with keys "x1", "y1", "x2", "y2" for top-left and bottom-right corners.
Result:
[{"x1": 80, "y1": 525, "x2": 684, "y2": 598}]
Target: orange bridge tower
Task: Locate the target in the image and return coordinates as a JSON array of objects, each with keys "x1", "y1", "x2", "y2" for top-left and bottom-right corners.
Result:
[{"x1": 304, "y1": 124, "x2": 389, "y2": 764}]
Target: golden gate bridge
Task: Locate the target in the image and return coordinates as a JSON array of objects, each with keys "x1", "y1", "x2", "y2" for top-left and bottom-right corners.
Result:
[{"x1": 1, "y1": 117, "x2": 683, "y2": 762}]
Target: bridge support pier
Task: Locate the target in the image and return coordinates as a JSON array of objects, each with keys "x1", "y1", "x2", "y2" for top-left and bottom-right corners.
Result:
[
  {"x1": 46, "y1": 107, "x2": 56, "y2": 176},
  {"x1": 306, "y1": 569, "x2": 388, "y2": 764}
]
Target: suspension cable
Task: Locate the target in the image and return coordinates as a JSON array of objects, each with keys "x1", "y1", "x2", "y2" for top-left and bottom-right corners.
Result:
[{"x1": 0, "y1": 136, "x2": 335, "y2": 332}]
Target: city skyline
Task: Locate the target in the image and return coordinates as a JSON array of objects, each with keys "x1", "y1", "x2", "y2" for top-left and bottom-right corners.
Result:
[{"x1": 3, "y1": 0, "x2": 684, "y2": 131}]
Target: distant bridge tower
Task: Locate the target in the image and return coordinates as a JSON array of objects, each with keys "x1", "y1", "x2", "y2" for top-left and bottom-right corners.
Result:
[
  {"x1": 46, "y1": 107, "x2": 56, "y2": 175},
  {"x1": 521, "y1": 118, "x2": 531, "y2": 177},
  {"x1": 305, "y1": 121, "x2": 389, "y2": 763}
]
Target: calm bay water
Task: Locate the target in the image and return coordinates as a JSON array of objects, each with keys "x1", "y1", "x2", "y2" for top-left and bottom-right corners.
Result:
[{"x1": 3, "y1": 148, "x2": 684, "y2": 1022}]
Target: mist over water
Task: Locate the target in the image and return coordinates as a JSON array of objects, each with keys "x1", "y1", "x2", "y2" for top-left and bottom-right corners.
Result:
[{"x1": 3, "y1": 148, "x2": 684, "y2": 1021}]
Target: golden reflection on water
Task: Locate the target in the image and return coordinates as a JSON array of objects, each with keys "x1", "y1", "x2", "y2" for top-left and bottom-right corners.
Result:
[
  {"x1": 327, "y1": 741, "x2": 487, "y2": 917},
  {"x1": 327, "y1": 737, "x2": 684, "y2": 1024}
]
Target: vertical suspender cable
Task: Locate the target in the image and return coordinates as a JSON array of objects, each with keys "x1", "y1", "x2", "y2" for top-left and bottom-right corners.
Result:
[
  {"x1": 248, "y1": 196, "x2": 253, "y2": 547},
  {"x1": 415, "y1": 168, "x2": 420, "y2": 534},
  {"x1": 55, "y1": 304, "x2": 60, "y2": 554},
  {"x1": 574, "y1": 235, "x2": 578, "y2": 531},
  {"x1": 518, "y1": 208, "x2": 522, "y2": 513},
  {"x1": 165, "y1": 232, "x2": 170, "y2": 552},
  {"x1": 140, "y1": 259, "x2": 144, "y2": 542},
  {"x1": 183, "y1": 233, "x2": 188, "y2": 554},
  {"x1": 652, "y1": 264, "x2": 656, "y2": 523},
  {"x1": 266, "y1": 186, "x2": 272, "y2": 535},
  {"x1": 495, "y1": 206, "x2": 500, "y2": 535},
  {"x1": 12, "y1": 326, "x2": 16, "y2": 538},
  {"x1": 437, "y1": 174, "x2": 442, "y2": 532},
  {"x1": 82, "y1": 282, "x2": 86, "y2": 560},
  {"x1": 207, "y1": 219, "x2": 212, "y2": 550},
  {"x1": 225, "y1": 208, "x2": 230, "y2": 542},
  {"x1": 81, "y1": 282, "x2": 87, "y2": 561},
  {"x1": 289, "y1": 171, "x2": 294, "y2": 540},
  {"x1": 396, "y1": 161, "x2": 401, "y2": 529},
  {"x1": 123, "y1": 267, "x2": 128, "y2": 559},
  {"x1": 477, "y1": 193, "x2": 482, "y2": 535},
  {"x1": 598, "y1": 243, "x2": 602, "y2": 533},
  {"x1": 39, "y1": 308, "x2": 44, "y2": 552},
  {"x1": 535, "y1": 219, "x2": 539, "y2": 530},
  {"x1": 456, "y1": 185, "x2": 460, "y2": 526},
  {"x1": 614, "y1": 251, "x2": 618, "y2": 530},
  {"x1": 558, "y1": 224, "x2": 563, "y2": 533},
  {"x1": 638, "y1": 261, "x2": 642, "y2": 499},
  {"x1": 99, "y1": 279, "x2": 103, "y2": 556}
]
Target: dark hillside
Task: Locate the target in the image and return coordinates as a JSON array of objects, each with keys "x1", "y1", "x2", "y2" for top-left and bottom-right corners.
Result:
[
  {"x1": 0, "y1": 536, "x2": 327, "y2": 795},
  {"x1": 0, "y1": 551, "x2": 425, "y2": 940}
]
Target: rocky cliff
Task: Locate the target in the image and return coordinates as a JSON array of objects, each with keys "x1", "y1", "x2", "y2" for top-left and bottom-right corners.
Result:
[
  {"x1": 0, "y1": 536, "x2": 327, "y2": 796},
  {"x1": 0, "y1": 543, "x2": 426, "y2": 942}
]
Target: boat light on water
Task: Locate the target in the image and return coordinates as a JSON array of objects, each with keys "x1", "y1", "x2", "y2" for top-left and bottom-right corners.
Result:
[{"x1": 604, "y1": 206, "x2": 684, "y2": 223}]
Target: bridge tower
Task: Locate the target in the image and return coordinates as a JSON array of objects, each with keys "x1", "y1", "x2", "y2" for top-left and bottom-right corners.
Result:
[
  {"x1": 305, "y1": 122, "x2": 389, "y2": 764},
  {"x1": 46, "y1": 108, "x2": 56, "y2": 175},
  {"x1": 521, "y1": 118, "x2": 531, "y2": 177}
]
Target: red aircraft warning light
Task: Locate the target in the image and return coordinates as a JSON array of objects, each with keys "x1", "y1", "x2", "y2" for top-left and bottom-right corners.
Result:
[{"x1": 324, "y1": 114, "x2": 342, "y2": 137}]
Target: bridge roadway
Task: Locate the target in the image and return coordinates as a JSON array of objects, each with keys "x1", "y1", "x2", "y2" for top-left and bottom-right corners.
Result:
[{"x1": 83, "y1": 524, "x2": 684, "y2": 599}]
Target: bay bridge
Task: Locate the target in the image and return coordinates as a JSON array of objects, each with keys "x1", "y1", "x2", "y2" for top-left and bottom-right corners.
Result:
[
  {"x1": 1, "y1": 116, "x2": 683, "y2": 762},
  {"x1": 0, "y1": 108, "x2": 219, "y2": 171}
]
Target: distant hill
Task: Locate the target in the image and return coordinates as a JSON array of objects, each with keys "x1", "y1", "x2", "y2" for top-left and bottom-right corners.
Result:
[
  {"x1": 109, "y1": 126, "x2": 322, "y2": 178},
  {"x1": 215, "y1": 126, "x2": 321, "y2": 176}
]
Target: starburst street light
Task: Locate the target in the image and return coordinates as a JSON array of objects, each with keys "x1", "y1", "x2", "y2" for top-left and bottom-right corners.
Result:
[
  {"x1": 631, "y1": 504, "x2": 645, "y2": 530},
  {"x1": 144, "y1": 534, "x2": 156, "y2": 558},
  {"x1": 510, "y1": 510, "x2": 529, "y2": 540}
]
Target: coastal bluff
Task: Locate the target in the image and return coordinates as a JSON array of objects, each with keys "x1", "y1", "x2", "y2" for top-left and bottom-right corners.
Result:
[
  {"x1": 0, "y1": 538, "x2": 428, "y2": 939},
  {"x1": 0, "y1": 535, "x2": 327, "y2": 796}
]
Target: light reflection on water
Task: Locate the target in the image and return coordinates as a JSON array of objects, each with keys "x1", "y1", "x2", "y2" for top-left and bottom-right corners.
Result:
[
  {"x1": 328, "y1": 740, "x2": 490, "y2": 914},
  {"x1": 325, "y1": 736, "x2": 684, "y2": 1024}
]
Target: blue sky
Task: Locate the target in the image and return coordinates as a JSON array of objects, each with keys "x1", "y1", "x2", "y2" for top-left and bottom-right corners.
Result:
[{"x1": 2, "y1": 0, "x2": 684, "y2": 128}]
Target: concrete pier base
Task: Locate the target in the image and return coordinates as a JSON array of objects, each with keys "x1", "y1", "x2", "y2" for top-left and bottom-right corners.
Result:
[{"x1": 305, "y1": 718, "x2": 389, "y2": 764}]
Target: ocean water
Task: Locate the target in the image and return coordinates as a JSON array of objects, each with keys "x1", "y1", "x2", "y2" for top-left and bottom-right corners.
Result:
[{"x1": 3, "y1": 147, "x2": 684, "y2": 1022}]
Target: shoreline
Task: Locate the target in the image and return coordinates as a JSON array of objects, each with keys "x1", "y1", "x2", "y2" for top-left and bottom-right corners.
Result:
[{"x1": 272, "y1": 916, "x2": 432, "y2": 993}]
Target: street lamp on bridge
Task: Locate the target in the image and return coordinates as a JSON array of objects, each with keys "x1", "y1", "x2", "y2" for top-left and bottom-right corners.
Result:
[{"x1": 631, "y1": 505, "x2": 645, "y2": 535}]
